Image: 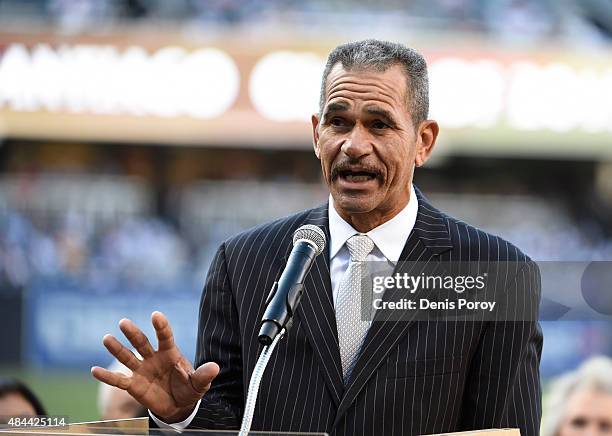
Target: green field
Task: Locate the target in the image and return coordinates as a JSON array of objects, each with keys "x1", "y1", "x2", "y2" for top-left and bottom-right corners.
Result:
[
  {"x1": 1, "y1": 366, "x2": 552, "y2": 430},
  {"x1": 0, "y1": 367, "x2": 100, "y2": 422}
]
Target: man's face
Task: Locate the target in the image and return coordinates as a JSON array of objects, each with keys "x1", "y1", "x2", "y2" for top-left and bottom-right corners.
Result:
[{"x1": 312, "y1": 63, "x2": 436, "y2": 229}]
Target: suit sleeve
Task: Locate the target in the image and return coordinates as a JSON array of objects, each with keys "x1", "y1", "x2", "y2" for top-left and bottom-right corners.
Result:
[
  {"x1": 190, "y1": 242, "x2": 244, "y2": 429},
  {"x1": 459, "y1": 260, "x2": 543, "y2": 436}
]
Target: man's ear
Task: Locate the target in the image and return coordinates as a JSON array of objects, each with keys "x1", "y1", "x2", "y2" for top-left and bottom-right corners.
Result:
[
  {"x1": 311, "y1": 113, "x2": 321, "y2": 159},
  {"x1": 415, "y1": 120, "x2": 439, "y2": 167}
]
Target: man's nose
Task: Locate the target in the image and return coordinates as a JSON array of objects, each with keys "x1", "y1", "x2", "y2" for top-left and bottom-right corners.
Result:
[{"x1": 341, "y1": 125, "x2": 372, "y2": 159}]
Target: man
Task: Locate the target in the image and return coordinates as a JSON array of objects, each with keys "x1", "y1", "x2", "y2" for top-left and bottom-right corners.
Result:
[{"x1": 92, "y1": 39, "x2": 542, "y2": 435}]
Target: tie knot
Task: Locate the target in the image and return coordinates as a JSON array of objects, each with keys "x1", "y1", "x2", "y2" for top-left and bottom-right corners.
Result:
[{"x1": 346, "y1": 234, "x2": 375, "y2": 262}]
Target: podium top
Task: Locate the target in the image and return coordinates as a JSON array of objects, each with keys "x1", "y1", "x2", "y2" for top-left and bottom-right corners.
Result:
[
  {"x1": 0, "y1": 418, "x2": 327, "y2": 436},
  {"x1": 0, "y1": 417, "x2": 519, "y2": 436},
  {"x1": 422, "y1": 430, "x2": 520, "y2": 436}
]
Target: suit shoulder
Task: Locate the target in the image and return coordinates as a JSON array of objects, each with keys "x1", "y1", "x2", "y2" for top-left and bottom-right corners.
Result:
[
  {"x1": 440, "y1": 212, "x2": 531, "y2": 263},
  {"x1": 221, "y1": 206, "x2": 323, "y2": 264}
]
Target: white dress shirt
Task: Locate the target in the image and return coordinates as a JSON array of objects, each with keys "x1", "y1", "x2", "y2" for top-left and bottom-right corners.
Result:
[
  {"x1": 151, "y1": 184, "x2": 419, "y2": 430},
  {"x1": 328, "y1": 183, "x2": 418, "y2": 304}
]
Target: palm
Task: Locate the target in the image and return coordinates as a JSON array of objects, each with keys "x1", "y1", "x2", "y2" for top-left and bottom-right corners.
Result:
[
  {"x1": 91, "y1": 311, "x2": 219, "y2": 422},
  {"x1": 131, "y1": 354, "x2": 195, "y2": 411}
]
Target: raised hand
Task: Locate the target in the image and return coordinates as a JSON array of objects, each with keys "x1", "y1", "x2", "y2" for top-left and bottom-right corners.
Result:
[{"x1": 91, "y1": 311, "x2": 219, "y2": 423}]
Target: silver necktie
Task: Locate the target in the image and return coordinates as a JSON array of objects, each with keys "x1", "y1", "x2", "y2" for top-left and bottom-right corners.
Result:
[{"x1": 335, "y1": 234, "x2": 375, "y2": 383}]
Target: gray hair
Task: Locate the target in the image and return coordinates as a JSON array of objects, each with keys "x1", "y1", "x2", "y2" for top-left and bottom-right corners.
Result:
[
  {"x1": 318, "y1": 39, "x2": 429, "y2": 127},
  {"x1": 542, "y1": 356, "x2": 612, "y2": 436}
]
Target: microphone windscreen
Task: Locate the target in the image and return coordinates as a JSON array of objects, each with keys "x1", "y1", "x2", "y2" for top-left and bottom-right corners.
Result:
[{"x1": 292, "y1": 225, "x2": 326, "y2": 255}]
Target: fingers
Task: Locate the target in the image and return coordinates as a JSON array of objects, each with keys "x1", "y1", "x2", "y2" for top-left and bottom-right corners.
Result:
[
  {"x1": 91, "y1": 366, "x2": 131, "y2": 390},
  {"x1": 119, "y1": 318, "x2": 155, "y2": 359},
  {"x1": 190, "y1": 362, "x2": 220, "y2": 394},
  {"x1": 102, "y1": 334, "x2": 142, "y2": 371},
  {"x1": 151, "y1": 311, "x2": 176, "y2": 352}
]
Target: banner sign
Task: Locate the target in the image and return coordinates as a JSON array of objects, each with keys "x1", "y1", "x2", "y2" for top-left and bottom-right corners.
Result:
[{"x1": 24, "y1": 282, "x2": 201, "y2": 368}]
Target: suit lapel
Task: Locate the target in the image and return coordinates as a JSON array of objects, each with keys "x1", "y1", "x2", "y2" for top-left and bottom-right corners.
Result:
[
  {"x1": 333, "y1": 187, "x2": 454, "y2": 427},
  {"x1": 280, "y1": 204, "x2": 345, "y2": 407}
]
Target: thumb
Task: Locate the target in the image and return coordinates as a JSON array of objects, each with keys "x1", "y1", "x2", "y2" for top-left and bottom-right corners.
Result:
[{"x1": 190, "y1": 362, "x2": 220, "y2": 394}]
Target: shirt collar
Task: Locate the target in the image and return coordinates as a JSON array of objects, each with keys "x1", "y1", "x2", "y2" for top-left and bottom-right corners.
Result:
[{"x1": 328, "y1": 184, "x2": 418, "y2": 263}]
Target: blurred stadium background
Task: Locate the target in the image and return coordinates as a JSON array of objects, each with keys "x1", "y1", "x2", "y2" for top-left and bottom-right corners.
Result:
[{"x1": 1, "y1": 0, "x2": 612, "y2": 429}]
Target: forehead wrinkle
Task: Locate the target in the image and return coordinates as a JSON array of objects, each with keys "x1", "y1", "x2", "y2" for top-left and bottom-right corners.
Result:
[
  {"x1": 327, "y1": 90, "x2": 399, "y2": 115},
  {"x1": 327, "y1": 79, "x2": 401, "y2": 99},
  {"x1": 329, "y1": 84, "x2": 399, "y2": 102},
  {"x1": 326, "y1": 72, "x2": 405, "y2": 94},
  {"x1": 326, "y1": 82, "x2": 405, "y2": 110}
]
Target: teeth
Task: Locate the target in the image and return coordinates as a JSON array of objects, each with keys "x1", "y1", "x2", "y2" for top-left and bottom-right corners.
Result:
[{"x1": 345, "y1": 174, "x2": 373, "y2": 182}]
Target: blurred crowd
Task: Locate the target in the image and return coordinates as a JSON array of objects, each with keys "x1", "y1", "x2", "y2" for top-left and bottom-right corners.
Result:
[
  {"x1": 0, "y1": 176, "x2": 326, "y2": 293},
  {"x1": 0, "y1": 0, "x2": 610, "y2": 44},
  {"x1": 2, "y1": 176, "x2": 612, "y2": 295},
  {"x1": 429, "y1": 192, "x2": 612, "y2": 262},
  {"x1": 0, "y1": 209, "x2": 191, "y2": 293}
]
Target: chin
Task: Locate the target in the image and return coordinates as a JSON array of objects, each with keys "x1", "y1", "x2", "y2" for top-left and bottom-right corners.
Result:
[{"x1": 332, "y1": 192, "x2": 378, "y2": 215}]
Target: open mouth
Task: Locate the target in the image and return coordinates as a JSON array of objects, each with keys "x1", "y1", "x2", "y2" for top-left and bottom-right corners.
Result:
[{"x1": 337, "y1": 169, "x2": 379, "y2": 183}]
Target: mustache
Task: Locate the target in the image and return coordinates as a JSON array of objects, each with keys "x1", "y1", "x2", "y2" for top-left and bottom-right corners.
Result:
[{"x1": 331, "y1": 160, "x2": 384, "y2": 180}]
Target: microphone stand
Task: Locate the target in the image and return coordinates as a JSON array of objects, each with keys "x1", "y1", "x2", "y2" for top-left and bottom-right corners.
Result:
[
  {"x1": 240, "y1": 224, "x2": 324, "y2": 434},
  {"x1": 238, "y1": 328, "x2": 286, "y2": 435}
]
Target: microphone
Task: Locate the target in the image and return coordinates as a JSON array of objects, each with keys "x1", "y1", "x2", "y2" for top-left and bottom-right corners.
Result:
[{"x1": 258, "y1": 224, "x2": 326, "y2": 345}]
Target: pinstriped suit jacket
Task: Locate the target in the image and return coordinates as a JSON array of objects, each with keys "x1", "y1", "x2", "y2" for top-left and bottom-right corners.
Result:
[{"x1": 189, "y1": 187, "x2": 543, "y2": 435}]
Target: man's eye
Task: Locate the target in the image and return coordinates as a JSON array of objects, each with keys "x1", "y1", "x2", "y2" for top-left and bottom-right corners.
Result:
[
  {"x1": 372, "y1": 120, "x2": 388, "y2": 130},
  {"x1": 330, "y1": 117, "x2": 345, "y2": 126}
]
